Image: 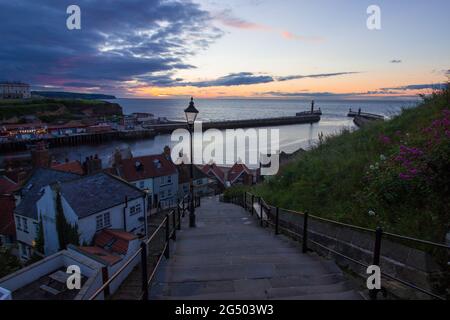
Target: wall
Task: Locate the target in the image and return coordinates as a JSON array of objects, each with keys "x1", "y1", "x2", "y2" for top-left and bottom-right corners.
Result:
[{"x1": 244, "y1": 196, "x2": 448, "y2": 299}]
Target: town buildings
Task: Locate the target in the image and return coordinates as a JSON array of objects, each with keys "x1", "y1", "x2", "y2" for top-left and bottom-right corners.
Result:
[
  {"x1": 111, "y1": 148, "x2": 178, "y2": 209},
  {"x1": 0, "y1": 82, "x2": 31, "y2": 99},
  {"x1": 177, "y1": 163, "x2": 213, "y2": 198}
]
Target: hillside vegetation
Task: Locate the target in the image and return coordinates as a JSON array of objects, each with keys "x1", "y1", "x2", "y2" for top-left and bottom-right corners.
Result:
[
  {"x1": 252, "y1": 85, "x2": 450, "y2": 242},
  {"x1": 0, "y1": 98, "x2": 122, "y2": 123}
]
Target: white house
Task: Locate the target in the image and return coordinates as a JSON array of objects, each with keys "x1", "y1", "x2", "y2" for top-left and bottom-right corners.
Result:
[
  {"x1": 14, "y1": 168, "x2": 81, "y2": 261},
  {"x1": 36, "y1": 172, "x2": 147, "y2": 256},
  {"x1": 112, "y1": 151, "x2": 178, "y2": 209},
  {"x1": 14, "y1": 168, "x2": 147, "y2": 261}
]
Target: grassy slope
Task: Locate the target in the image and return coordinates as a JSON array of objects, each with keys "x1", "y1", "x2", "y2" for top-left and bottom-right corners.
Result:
[
  {"x1": 0, "y1": 98, "x2": 122, "y2": 122},
  {"x1": 253, "y1": 88, "x2": 450, "y2": 242}
]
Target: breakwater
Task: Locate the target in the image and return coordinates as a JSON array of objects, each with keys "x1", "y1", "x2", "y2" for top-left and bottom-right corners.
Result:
[{"x1": 145, "y1": 114, "x2": 321, "y2": 133}]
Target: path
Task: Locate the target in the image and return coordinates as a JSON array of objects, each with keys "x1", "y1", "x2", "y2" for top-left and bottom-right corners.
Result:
[{"x1": 150, "y1": 196, "x2": 363, "y2": 300}]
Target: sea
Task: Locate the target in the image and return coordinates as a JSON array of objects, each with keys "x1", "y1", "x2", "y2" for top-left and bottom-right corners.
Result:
[{"x1": 1, "y1": 98, "x2": 420, "y2": 167}]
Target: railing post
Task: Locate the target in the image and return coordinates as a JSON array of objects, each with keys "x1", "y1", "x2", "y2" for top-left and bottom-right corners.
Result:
[
  {"x1": 275, "y1": 206, "x2": 279, "y2": 235},
  {"x1": 370, "y1": 227, "x2": 383, "y2": 300},
  {"x1": 164, "y1": 215, "x2": 170, "y2": 259},
  {"x1": 302, "y1": 211, "x2": 309, "y2": 253},
  {"x1": 244, "y1": 192, "x2": 247, "y2": 211},
  {"x1": 101, "y1": 266, "x2": 110, "y2": 298},
  {"x1": 259, "y1": 198, "x2": 263, "y2": 227},
  {"x1": 177, "y1": 206, "x2": 181, "y2": 230},
  {"x1": 172, "y1": 211, "x2": 176, "y2": 241},
  {"x1": 140, "y1": 241, "x2": 149, "y2": 300}
]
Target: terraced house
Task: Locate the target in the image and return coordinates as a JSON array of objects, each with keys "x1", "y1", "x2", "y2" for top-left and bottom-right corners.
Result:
[
  {"x1": 14, "y1": 168, "x2": 147, "y2": 260},
  {"x1": 112, "y1": 152, "x2": 178, "y2": 209}
]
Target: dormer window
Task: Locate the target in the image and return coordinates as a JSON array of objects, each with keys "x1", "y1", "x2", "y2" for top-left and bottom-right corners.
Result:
[{"x1": 153, "y1": 159, "x2": 162, "y2": 168}]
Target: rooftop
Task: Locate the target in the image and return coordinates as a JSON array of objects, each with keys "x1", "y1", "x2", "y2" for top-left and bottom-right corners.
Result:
[
  {"x1": 177, "y1": 163, "x2": 208, "y2": 184},
  {"x1": 117, "y1": 154, "x2": 177, "y2": 181},
  {"x1": 14, "y1": 168, "x2": 81, "y2": 220},
  {"x1": 0, "y1": 175, "x2": 18, "y2": 194},
  {"x1": 58, "y1": 172, "x2": 144, "y2": 218},
  {"x1": 51, "y1": 160, "x2": 84, "y2": 175},
  {"x1": 0, "y1": 194, "x2": 16, "y2": 237}
]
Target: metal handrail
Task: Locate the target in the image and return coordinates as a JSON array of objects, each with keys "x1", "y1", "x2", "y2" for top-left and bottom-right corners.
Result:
[
  {"x1": 89, "y1": 245, "x2": 143, "y2": 300},
  {"x1": 88, "y1": 198, "x2": 186, "y2": 300},
  {"x1": 243, "y1": 192, "x2": 449, "y2": 300}
]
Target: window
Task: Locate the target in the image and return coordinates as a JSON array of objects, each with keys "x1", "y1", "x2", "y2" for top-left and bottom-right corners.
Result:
[
  {"x1": 16, "y1": 216, "x2": 22, "y2": 230},
  {"x1": 96, "y1": 215, "x2": 104, "y2": 231},
  {"x1": 139, "y1": 181, "x2": 145, "y2": 188},
  {"x1": 130, "y1": 206, "x2": 136, "y2": 215},
  {"x1": 22, "y1": 217, "x2": 28, "y2": 233},
  {"x1": 160, "y1": 190, "x2": 165, "y2": 199},
  {"x1": 167, "y1": 175, "x2": 172, "y2": 184},
  {"x1": 168, "y1": 189, "x2": 172, "y2": 197},
  {"x1": 104, "y1": 212, "x2": 111, "y2": 228},
  {"x1": 21, "y1": 243, "x2": 28, "y2": 257},
  {"x1": 135, "y1": 204, "x2": 142, "y2": 213}
]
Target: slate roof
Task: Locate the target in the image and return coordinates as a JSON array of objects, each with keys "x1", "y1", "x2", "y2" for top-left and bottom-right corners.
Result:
[
  {"x1": 59, "y1": 172, "x2": 144, "y2": 219},
  {"x1": 14, "y1": 168, "x2": 80, "y2": 220}
]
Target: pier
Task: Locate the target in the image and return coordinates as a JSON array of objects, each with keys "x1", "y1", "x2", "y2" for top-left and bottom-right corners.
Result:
[
  {"x1": 347, "y1": 109, "x2": 385, "y2": 127},
  {"x1": 145, "y1": 114, "x2": 321, "y2": 134}
]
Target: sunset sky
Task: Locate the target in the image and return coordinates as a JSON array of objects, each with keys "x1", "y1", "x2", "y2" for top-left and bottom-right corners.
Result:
[{"x1": 1, "y1": 0, "x2": 449, "y2": 99}]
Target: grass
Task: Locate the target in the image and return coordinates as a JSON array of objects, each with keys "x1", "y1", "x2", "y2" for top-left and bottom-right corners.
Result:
[
  {"x1": 0, "y1": 98, "x2": 122, "y2": 122},
  {"x1": 248, "y1": 86, "x2": 450, "y2": 242}
]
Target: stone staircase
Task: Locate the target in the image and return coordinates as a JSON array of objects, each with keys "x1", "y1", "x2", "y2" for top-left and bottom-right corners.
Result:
[{"x1": 150, "y1": 196, "x2": 363, "y2": 300}]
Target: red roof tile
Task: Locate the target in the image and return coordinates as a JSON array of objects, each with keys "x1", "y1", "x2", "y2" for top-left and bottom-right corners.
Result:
[
  {"x1": 51, "y1": 161, "x2": 84, "y2": 175},
  {"x1": 94, "y1": 229, "x2": 137, "y2": 255},
  {"x1": 0, "y1": 176, "x2": 18, "y2": 194},
  {"x1": 0, "y1": 194, "x2": 16, "y2": 236},
  {"x1": 78, "y1": 246, "x2": 122, "y2": 265},
  {"x1": 202, "y1": 163, "x2": 225, "y2": 184},
  {"x1": 227, "y1": 163, "x2": 253, "y2": 183},
  {"x1": 118, "y1": 154, "x2": 177, "y2": 181}
]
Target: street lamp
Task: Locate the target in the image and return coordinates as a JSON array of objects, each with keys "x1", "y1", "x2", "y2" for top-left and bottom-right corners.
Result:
[{"x1": 184, "y1": 97, "x2": 199, "y2": 228}]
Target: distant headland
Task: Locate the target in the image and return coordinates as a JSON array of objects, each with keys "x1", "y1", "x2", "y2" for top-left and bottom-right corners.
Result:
[{"x1": 31, "y1": 91, "x2": 116, "y2": 100}]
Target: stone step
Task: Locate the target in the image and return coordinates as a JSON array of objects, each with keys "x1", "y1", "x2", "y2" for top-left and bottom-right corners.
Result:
[
  {"x1": 150, "y1": 273, "x2": 349, "y2": 298},
  {"x1": 273, "y1": 290, "x2": 364, "y2": 300},
  {"x1": 151, "y1": 283, "x2": 361, "y2": 300},
  {"x1": 266, "y1": 281, "x2": 354, "y2": 299}
]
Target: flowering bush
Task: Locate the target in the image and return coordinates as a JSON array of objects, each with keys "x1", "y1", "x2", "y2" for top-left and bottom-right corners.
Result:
[{"x1": 365, "y1": 109, "x2": 450, "y2": 205}]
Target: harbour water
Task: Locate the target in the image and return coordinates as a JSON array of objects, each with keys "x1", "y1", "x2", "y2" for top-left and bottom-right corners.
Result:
[{"x1": 1, "y1": 98, "x2": 419, "y2": 167}]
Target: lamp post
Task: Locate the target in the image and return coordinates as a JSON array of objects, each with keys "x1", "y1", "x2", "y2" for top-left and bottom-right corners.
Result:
[{"x1": 184, "y1": 97, "x2": 199, "y2": 228}]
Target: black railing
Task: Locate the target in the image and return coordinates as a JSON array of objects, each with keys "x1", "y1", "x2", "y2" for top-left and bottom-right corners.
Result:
[
  {"x1": 238, "y1": 192, "x2": 449, "y2": 301},
  {"x1": 88, "y1": 195, "x2": 197, "y2": 300}
]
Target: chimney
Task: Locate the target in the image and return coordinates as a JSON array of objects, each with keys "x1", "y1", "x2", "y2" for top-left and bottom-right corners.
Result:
[
  {"x1": 163, "y1": 146, "x2": 171, "y2": 161},
  {"x1": 83, "y1": 154, "x2": 102, "y2": 175},
  {"x1": 31, "y1": 141, "x2": 50, "y2": 168}
]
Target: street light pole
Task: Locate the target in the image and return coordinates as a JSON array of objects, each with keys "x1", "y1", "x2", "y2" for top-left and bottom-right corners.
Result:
[{"x1": 184, "y1": 97, "x2": 199, "y2": 228}]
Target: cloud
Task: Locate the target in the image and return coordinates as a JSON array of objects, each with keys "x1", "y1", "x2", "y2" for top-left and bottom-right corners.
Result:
[
  {"x1": 380, "y1": 83, "x2": 447, "y2": 91},
  {"x1": 214, "y1": 9, "x2": 321, "y2": 42},
  {"x1": 390, "y1": 60, "x2": 402, "y2": 64},
  {"x1": 277, "y1": 72, "x2": 360, "y2": 82},
  {"x1": 0, "y1": 0, "x2": 223, "y2": 94},
  {"x1": 184, "y1": 72, "x2": 274, "y2": 87},
  {"x1": 214, "y1": 9, "x2": 268, "y2": 30},
  {"x1": 175, "y1": 70, "x2": 359, "y2": 88}
]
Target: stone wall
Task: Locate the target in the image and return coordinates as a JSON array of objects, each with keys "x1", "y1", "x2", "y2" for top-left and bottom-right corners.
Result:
[{"x1": 242, "y1": 195, "x2": 448, "y2": 299}]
